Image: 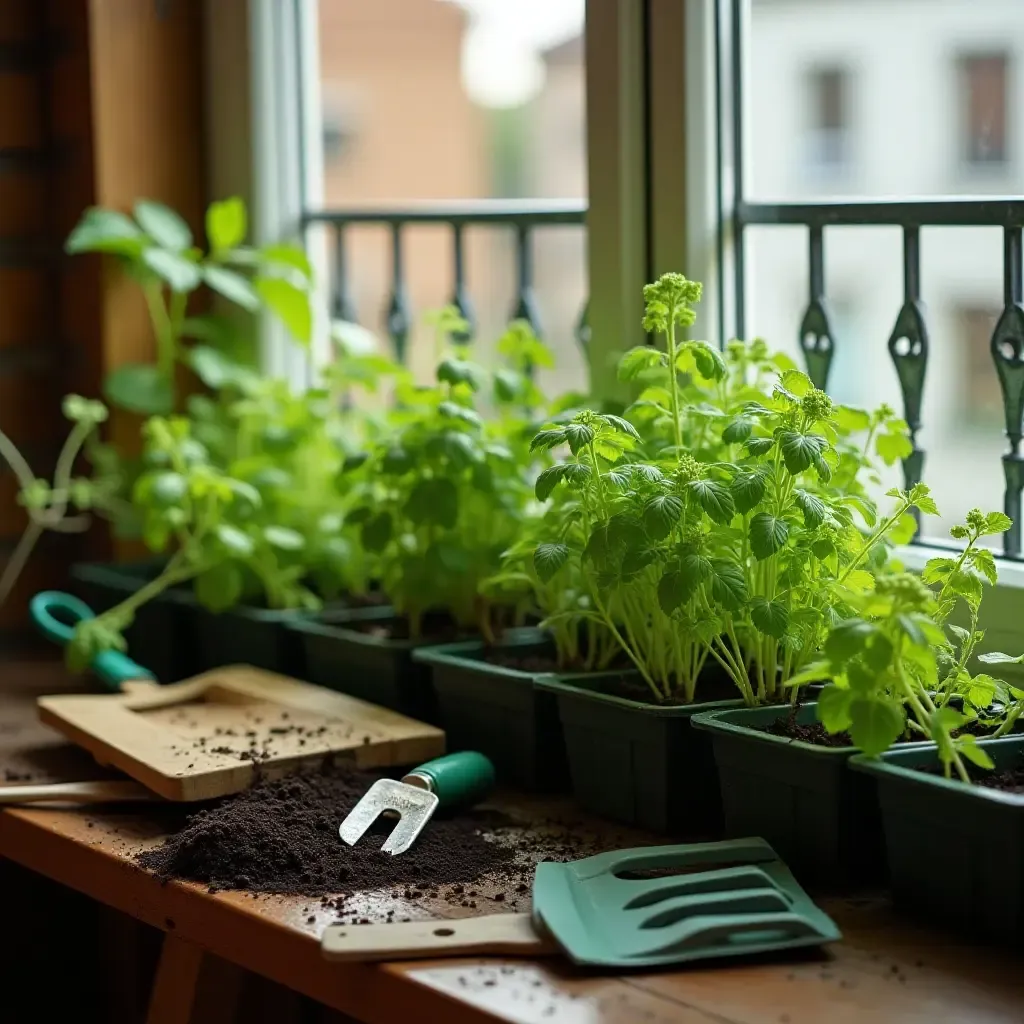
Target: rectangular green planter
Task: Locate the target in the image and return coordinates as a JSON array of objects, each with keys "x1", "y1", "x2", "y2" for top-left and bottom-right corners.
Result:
[
  {"x1": 692, "y1": 703, "x2": 885, "y2": 888},
  {"x1": 70, "y1": 562, "x2": 195, "y2": 683},
  {"x1": 851, "y1": 737, "x2": 1024, "y2": 945},
  {"x1": 412, "y1": 633, "x2": 568, "y2": 791},
  {"x1": 286, "y1": 606, "x2": 440, "y2": 723},
  {"x1": 179, "y1": 597, "x2": 313, "y2": 677},
  {"x1": 536, "y1": 672, "x2": 742, "y2": 835}
]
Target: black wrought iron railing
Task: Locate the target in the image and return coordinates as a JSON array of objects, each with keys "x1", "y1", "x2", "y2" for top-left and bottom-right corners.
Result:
[
  {"x1": 720, "y1": 0, "x2": 1024, "y2": 558},
  {"x1": 302, "y1": 200, "x2": 589, "y2": 364}
]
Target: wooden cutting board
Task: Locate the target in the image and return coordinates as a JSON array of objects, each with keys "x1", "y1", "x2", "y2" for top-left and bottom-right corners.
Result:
[{"x1": 36, "y1": 664, "x2": 445, "y2": 801}]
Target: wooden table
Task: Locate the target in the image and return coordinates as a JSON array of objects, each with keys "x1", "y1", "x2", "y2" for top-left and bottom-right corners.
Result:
[{"x1": 2, "y1": 663, "x2": 1023, "y2": 1024}]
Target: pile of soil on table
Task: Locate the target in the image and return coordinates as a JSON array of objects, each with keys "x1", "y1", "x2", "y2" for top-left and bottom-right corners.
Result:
[{"x1": 137, "y1": 763, "x2": 622, "y2": 904}]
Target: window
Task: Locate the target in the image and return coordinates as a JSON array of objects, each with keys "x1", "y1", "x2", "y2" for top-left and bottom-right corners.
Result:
[
  {"x1": 308, "y1": 0, "x2": 589, "y2": 393},
  {"x1": 958, "y1": 53, "x2": 1010, "y2": 166},
  {"x1": 805, "y1": 67, "x2": 850, "y2": 173}
]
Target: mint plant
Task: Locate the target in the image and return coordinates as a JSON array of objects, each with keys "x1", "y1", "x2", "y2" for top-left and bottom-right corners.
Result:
[
  {"x1": 67, "y1": 415, "x2": 262, "y2": 671},
  {"x1": 526, "y1": 272, "x2": 918, "y2": 705},
  {"x1": 809, "y1": 508, "x2": 1023, "y2": 780},
  {"x1": 341, "y1": 319, "x2": 547, "y2": 640},
  {"x1": 66, "y1": 196, "x2": 313, "y2": 415}
]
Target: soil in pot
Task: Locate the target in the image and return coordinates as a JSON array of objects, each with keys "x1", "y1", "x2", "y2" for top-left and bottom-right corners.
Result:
[
  {"x1": 693, "y1": 702, "x2": 886, "y2": 889},
  {"x1": 851, "y1": 737, "x2": 1024, "y2": 944},
  {"x1": 538, "y1": 666, "x2": 743, "y2": 835},
  {"x1": 70, "y1": 562, "x2": 196, "y2": 682},
  {"x1": 414, "y1": 634, "x2": 582, "y2": 793},
  {"x1": 136, "y1": 762, "x2": 643, "y2": 917}
]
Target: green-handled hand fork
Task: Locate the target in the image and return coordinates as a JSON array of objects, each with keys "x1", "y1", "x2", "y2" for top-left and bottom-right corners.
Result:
[
  {"x1": 339, "y1": 751, "x2": 496, "y2": 855},
  {"x1": 30, "y1": 591, "x2": 156, "y2": 692}
]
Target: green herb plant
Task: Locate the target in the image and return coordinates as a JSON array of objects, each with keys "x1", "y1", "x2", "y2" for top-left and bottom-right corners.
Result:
[
  {"x1": 1, "y1": 397, "x2": 118, "y2": 609},
  {"x1": 66, "y1": 196, "x2": 314, "y2": 416},
  {"x1": 526, "y1": 273, "x2": 918, "y2": 706},
  {"x1": 808, "y1": 508, "x2": 1023, "y2": 780},
  {"x1": 66, "y1": 415, "x2": 263, "y2": 671}
]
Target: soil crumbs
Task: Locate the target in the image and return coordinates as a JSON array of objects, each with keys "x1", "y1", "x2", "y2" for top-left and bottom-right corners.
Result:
[{"x1": 137, "y1": 763, "x2": 627, "y2": 915}]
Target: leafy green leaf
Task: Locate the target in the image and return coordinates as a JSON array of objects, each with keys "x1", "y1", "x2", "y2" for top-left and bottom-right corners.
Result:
[
  {"x1": 978, "y1": 650, "x2": 1024, "y2": 666},
  {"x1": 722, "y1": 418, "x2": 753, "y2": 444},
  {"x1": 749, "y1": 512, "x2": 789, "y2": 560},
  {"x1": 982, "y1": 511, "x2": 1013, "y2": 537},
  {"x1": 617, "y1": 345, "x2": 664, "y2": 381},
  {"x1": 530, "y1": 429, "x2": 567, "y2": 452},
  {"x1": 875, "y1": 429, "x2": 913, "y2": 466},
  {"x1": 780, "y1": 368, "x2": 812, "y2": 397},
  {"x1": 849, "y1": 696, "x2": 904, "y2": 755},
  {"x1": 779, "y1": 430, "x2": 827, "y2": 474},
  {"x1": 863, "y1": 633, "x2": 894, "y2": 673},
  {"x1": 534, "y1": 543, "x2": 570, "y2": 582},
  {"x1": 688, "y1": 341, "x2": 727, "y2": 381},
  {"x1": 437, "y1": 356, "x2": 481, "y2": 389},
  {"x1": 888, "y1": 511, "x2": 918, "y2": 546},
  {"x1": 834, "y1": 405, "x2": 871, "y2": 432},
  {"x1": 689, "y1": 478, "x2": 736, "y2": 525},
  {"x1": 134, "y1": 200, "x2": 192, "y2": 251},
  {"x1": 745, "y1": 437, "x2": 775, "y2": 457},
  {"x1": 261, "y1": 243, "x2": 313, "y2": 280},
  {"x1": 103, "y1": 363, "x2": 174, "y2": 415},
  {"x1": 817, "y1": 684, "x2": 853, "y2": 734},
  {"x1": 922, "y1": 557, "x2": 956, "y2": 585},
  {"x1": 535, "y1": 462, "x2": 590, "y2": 501},
  {"x1": 203, "y1": 266, "x2": 260, "y2": 311},
  {"x1": 215, "y1": 524, "x2": 254, "y2": 557},
  {"x1": 750, "y1": 597, "x2": 789, "y2": 639},
  {"x1": 66, "y1": 208, "x2": 145, "y2": 256},
  {"x1": 438, "y1": 401, "x2": 482, "y2": 427},
  {"x1": 256, "y1": 276, "x2": 312, "y2": 344},
  {"x1": 406, "y1": 478, "x2": 459, "y2": 528},
  {"x1": 206, "y1": 196, "x2": 247, "y2": 251},
  {"x1": 264, "y1": 525, "x2": 304, "y2": 551},
  {"x1": 564, "y1": 422, "x2": 596, "y2": 454},
  {"x1": 658, "y1": 555, "x2": 712, "y2": 614},
  {"x1": 956, "y1": 736, "x2": 995, "y2": 770},
  {"x1": 825, "y1": 618, "x2": 876, "y2": 666},
  {"x1": 793, "y1": 489, "x2": 826, "y2": 528},
  {"x1": 601, "y1": 413, "x2": 641, "y2": 440},
  {"x1": 947, "y1": 568, "x2": 984, "y2": 612},
  {"x1": 707, "y1": 558, "x2": 747, "y2": 610},
  {"x1": 643, "y1": 494, "x2": 683, "y2": 540},
  {"x1": 723, "y1": 476, "x2": 762, "y2": 521},
  {"x1": 142, "y1": 248, "x2": 201, "y2": 292},
  {"x1": 969, "y1": 546, "x2": 998, "y2": 586}
]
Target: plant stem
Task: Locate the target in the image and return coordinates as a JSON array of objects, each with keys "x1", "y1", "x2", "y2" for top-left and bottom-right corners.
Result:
[{"x1": 666, "y1": 315, "x2": 683, "y2": 452}]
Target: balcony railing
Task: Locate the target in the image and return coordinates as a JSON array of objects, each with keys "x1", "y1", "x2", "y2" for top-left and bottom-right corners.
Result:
[{"x1": 302, "y1": 199, "x2": 589, "y2": 363}]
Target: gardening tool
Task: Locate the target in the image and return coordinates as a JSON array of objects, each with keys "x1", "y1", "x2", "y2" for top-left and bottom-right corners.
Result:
[
  {"x1": 0, "y1": 780, "x2": 156, "y2": 805},
  {"x1": 321, "y1": 837, "x2": 842, "y2": 967},
  {"x1": 338, "y1": 751, "x2": 496, "y2": 854},
  {"x1": 27, "y1": 590, "x2": 445, "y2": 801}
]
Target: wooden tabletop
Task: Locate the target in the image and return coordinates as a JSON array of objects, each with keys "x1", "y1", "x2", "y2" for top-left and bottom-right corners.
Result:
[{"x1": 2, "y1": 664, "x2": 1023, "y2": 1024}]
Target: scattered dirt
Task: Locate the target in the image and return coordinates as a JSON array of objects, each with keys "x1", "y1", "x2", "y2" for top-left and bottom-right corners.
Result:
[
  {"x1": 137, "y1": 763, "x2": 631, "y2": 910},
  {"x1": 978, "y1": 766, "x2": 1024, "y2": 793}
]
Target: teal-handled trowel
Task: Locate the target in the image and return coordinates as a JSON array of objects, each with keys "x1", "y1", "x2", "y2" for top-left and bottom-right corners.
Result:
[{"x1": 338, "y1": 751, "x2": 496, "y2": 855}]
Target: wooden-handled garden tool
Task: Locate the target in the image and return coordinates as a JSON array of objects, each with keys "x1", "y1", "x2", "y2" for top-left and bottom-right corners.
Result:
[{"x1": 339, "y1": 751, "x2": 496, "y2": 854}]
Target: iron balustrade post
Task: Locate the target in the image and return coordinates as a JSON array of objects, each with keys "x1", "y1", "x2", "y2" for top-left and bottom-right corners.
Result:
[
  {"x1": 385, "y1": 223, "x2": 411, "y2": 364},
  {"x1": 991, "y1": 226, "x2": 1024, "y2": 557},
  {"x1": 888, "y1": 225, "x2": 929, "y2": 527},
  {"x1": 798, "y1": 225, "x2": 835, "y2": 390}
]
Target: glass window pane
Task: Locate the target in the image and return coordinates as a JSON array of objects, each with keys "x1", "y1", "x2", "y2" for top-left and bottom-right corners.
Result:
[
  {"x1": 743, "y1": 0, "x2": 1023, "y2": 542},
  {"x1": 314, "y1": 0, "x2": 587, "y2": 392}
]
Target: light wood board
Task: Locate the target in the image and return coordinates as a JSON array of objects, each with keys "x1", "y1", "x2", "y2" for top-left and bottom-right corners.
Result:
[{"x1": 37, "y1": 664, "x2": 445, "y2": 801}]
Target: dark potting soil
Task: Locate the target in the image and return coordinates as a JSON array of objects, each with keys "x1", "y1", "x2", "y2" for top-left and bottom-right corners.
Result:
[
  {"x1": 350, "y1": 613, "x2": 465, "y2": 643},
  {"x1": 921, "y1": 762, "x2": 1024, "y2": 793},
  {"x1": 137, "y1": 763, "x2": 628, "y2": 903},
  {"x1": 760, "y1": 710, "x2": 1009, "y2": 749}
]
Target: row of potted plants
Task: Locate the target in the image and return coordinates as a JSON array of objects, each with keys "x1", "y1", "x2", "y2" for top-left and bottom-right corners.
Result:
[{"x1": 18, "y1": 204, "x2": 1024, "y2": 945}]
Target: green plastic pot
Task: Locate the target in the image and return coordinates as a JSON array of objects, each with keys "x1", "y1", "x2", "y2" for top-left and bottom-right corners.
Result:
[
  {"x1": 692, "y1": 703, "x2": 887, "y2": 887},
  {"x1": 536, "y1": 671, "x2": 742, "y2": 834},
  {"x1": 286, "y1": 606, "x2": 441, "y2": 723},
  {"x1": 177, "y1": 596, "x2": 314, "y2": 676},
  {"x1": 412, "y1": 632, "x2": 568, "y2": 791},
  {"x1": 851, "y1": 737, "x2": 1024, "y2": 945},
  {"x1": 69, "y1": 561, "x2": 195, "y2": 682}
]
